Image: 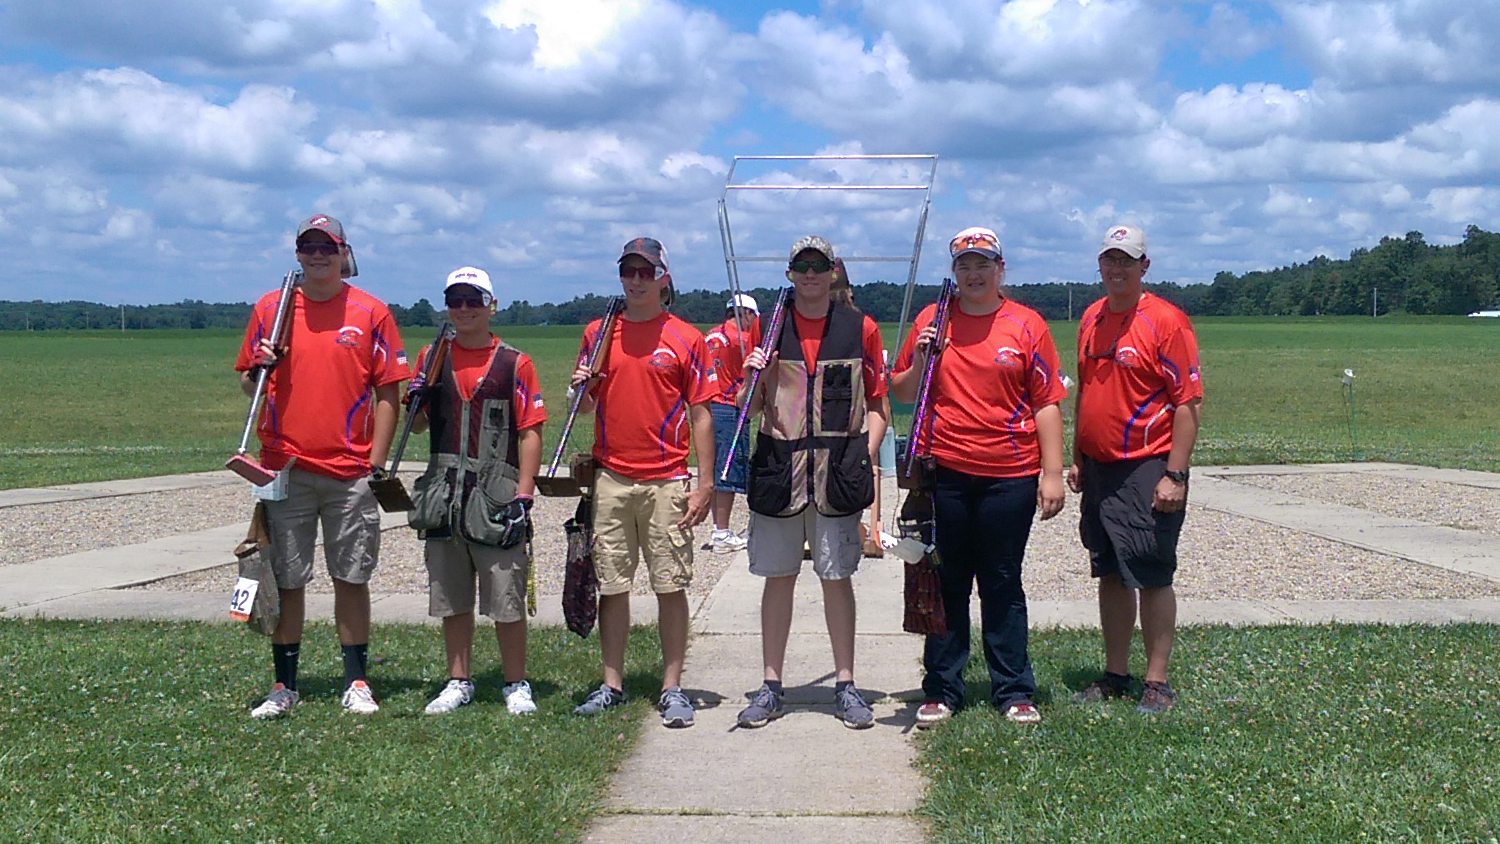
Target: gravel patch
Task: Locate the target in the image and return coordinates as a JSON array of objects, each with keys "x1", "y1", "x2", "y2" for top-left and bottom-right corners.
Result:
[
  {"x1": 1228, "y1": 472, "x2": 1500, "y2": 536},
  {"x1": 10, "y1": 471, "x2": 1500, "y2": 603},
  {"x1": 0, "y1": 480, "x2": 250, "y2": 567}
]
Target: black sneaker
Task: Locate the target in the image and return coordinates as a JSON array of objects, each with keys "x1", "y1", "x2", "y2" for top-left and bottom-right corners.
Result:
[
  {"x1": 1136, "y1": 681, "x2": 1176, "y2": 715},
  {"x1": 1071, "y1": 672, "x2": 1133, "y2": 704}
]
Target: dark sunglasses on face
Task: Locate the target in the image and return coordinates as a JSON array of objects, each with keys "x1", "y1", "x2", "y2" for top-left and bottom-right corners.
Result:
[
  {"x1": 619, "y1": 266, "x2": 659, "y2": 280},
  {"x1": 788, "y1": 259, "x2": 834, "y2": 274},
  {"x1": 296, "y1": 241, "x2": 341, "y2": 257},
  {"x1": 445, "y1": 293, "x2": 492, "y2": 309}
]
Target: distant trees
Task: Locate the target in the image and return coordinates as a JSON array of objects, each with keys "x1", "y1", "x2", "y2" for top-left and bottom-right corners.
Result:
[{"x1": 5, "y1": 226, "x2": 1497, "y2": 329}]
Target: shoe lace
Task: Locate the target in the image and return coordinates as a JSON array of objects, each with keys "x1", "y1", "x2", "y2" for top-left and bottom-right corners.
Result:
[
  {"x1": 661, "y1": 688, "x2": 689, "y2": 709},
  {"x1": 837, "y1": 687, "x2": 868, "y2": 711},
  {"x1": 586, "y1": 685, "x2": 616, "y2": 707},
  {"x1": 750, "y1": 686, "x2": 779, "y2": 710}
]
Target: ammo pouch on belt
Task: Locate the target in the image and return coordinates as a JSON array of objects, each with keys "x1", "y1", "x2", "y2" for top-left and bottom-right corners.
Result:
[
  {"x1": 460, "y1": 461, "x2": 522, "y2": 546},
  {"x1": 408, "y1": 458, "x2": 458, "y2": 533}
]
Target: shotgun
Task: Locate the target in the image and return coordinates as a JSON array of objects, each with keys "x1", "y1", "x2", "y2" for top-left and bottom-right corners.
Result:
[
  {"x1": 369, "y1": 322, "x2": 456, "y2": 512},
  {"x1": 536, "y1": 296, "x2": 624, "y2": 497},
  {"x1": 226, "y1": 270, "x2": 302, "y2": 486},
  {"x1": 719, "y1": 285, "x2": 792, "y2": 482}
]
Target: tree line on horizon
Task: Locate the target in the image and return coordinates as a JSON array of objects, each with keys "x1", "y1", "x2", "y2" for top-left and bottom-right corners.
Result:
[{"x1": 3, "y1": 226, "x2": 1497, "y2": 331}]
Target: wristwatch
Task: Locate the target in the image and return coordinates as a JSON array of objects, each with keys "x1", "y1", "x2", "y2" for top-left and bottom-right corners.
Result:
[{"x1": 1163, "y1": 468, "x2": 1190, "y2": 485}]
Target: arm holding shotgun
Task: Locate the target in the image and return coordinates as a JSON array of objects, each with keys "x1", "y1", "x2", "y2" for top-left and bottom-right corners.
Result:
[{"x1": 405, "y1": 327, "x2": 456, "y2": 436}]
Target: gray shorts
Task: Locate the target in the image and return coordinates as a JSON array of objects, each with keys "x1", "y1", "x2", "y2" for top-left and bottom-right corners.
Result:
[
  {"x1": 262, "y1": 468, "x2": 381, "y2": 589},
  {"x1": 747, "y1": 508, "x2": 862, "y2": 580},
  {"x1": 1078, "y1": 455, "x2": 1184, "y2": 589},
  {"x1": 425, "y1": 535, "x2": 528, "y2": 623}
]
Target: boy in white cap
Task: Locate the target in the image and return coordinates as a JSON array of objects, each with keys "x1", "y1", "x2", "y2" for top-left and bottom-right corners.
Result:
[
  {"x1": 406, "y1": 267, "x2": 547, "y2": 715},
  {"x1": 704, "y1": 292, "x2": 761, "y2": 553}
]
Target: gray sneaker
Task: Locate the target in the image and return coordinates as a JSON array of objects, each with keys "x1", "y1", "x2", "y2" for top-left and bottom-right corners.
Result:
[
  {"x1": 736, "y1": 684, "x2": 785, "y2": 728},
  {"x1": 657, "y1": 686, "x2": 695, "y2": 728},
  {"x1": 835, "y1": 685, "x2": 874, "y2": 729},
  {"x1": 573, "y1": 684, "x2": 625, "y2": 716}
]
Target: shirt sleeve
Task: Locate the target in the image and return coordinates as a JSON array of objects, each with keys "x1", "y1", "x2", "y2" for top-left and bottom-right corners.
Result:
[
  {"x1": 1160, "y1": 315, "x2": 1203, "y2": 405},
  {"x1": 513, "y1": 354, "x2": 548, "y2": 430},
  {"x1": 891, "y1": 305, "x2": 934, "y2": 376},
  {"x1": 861, "y1": 316, "x2": 888, "y2": 401},
  {"x1": 370, "y1": 307, "x2": 411, "y2": 386},
  {"x1": 234, "y1": 298, "x2": 268, "y2": 372},
  {"x1": 684, "y1": 332, "x2": 717, "y2": 406},
  {"x1": 1027, "y1": 316, "x2": 1067, "y2": 408}
]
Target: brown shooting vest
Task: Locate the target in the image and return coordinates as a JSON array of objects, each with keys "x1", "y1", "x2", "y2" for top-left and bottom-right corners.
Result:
[
  {"x1": 746, "y1": 303, "x2": 874, "y2": 517},
  {"x1": 408, "y1": 342, "x2": 522, "y2": 542}
]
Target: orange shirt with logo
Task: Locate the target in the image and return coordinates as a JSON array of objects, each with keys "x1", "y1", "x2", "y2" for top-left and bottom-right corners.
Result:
[
  {"x1": 580, "y1": 312, "x2": 715, "y2": 481},
  {"x1": 234, "y1": 285, "x2": 410, "y2": 480},
  {"x1": 415, "y1": 338, "x2": 546, "y2": 431},
  {"x1": 1074, "y1": 292, "x2": 1202, "y2": 462},
  {"x1": 894, "y1": 299, "x2": 1065, "y2": 477},
  {"x1": 705, "y1": 316, "x2": 760, "y2": 406}
]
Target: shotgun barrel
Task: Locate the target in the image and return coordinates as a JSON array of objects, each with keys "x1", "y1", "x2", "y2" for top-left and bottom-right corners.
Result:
[
  {"x1": 902, "y1": 278, "x2": 957, "y2": 480},
  {"x1": 546, "y1": 296, "x2": 625, "y2": 479},
  {"x1": 719, "y1": 285, "x2": 792, "y2": 482}
]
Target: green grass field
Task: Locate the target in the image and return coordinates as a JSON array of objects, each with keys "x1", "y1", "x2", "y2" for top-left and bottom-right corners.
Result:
[
  {"x1": 919, "y1": 624, "x2": 1500, "y2": 843},
  {"x1": 3, "y1": 317, "x2": 1498, "y2": 489},
  {"x1": 0, "y1": 619, "x2": 665, "y2": 844}
]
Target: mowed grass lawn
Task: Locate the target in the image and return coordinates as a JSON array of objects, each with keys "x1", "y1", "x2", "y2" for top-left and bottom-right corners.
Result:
[
  {"x1": 3, "y1": 316, "x2": 1499, "y2": 489},
  {"x1": 0, "y1": 619, "x2": 666, "y2": 844}
]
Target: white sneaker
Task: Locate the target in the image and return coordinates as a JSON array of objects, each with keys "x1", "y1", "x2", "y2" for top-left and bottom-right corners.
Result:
[
  {"x1": 425, "y1": 678, "x2": 475, "y2": 715},
  {"x1": 503, "y1": 680, "x2": 537, "y2": 715},
  {"x1": 341, "y1": 679, "x2": 380, "y2": 715},
  {"x1": 711, "y1": 529, "x2": 748, "y2": 554},
  {"x1": 250, "y1": 683, "x2": 299, "y2": 720}
]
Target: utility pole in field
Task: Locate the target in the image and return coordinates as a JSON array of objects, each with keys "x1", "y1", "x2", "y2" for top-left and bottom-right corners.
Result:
[{"x1": 1372, "y1": 287, "x2": 1378, "y2": 318}]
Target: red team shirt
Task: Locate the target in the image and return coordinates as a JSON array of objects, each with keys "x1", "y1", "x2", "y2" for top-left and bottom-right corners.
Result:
[
  {"x1": 415, "y1": 338, "x2": 547, "y2": 431},
  {"x1": 789, "y1": 310, "x2": 889, "y2": 404},
  {"x1": 894, "y1": 299, "x2": 1065, "y2": 478},
  {"x1": 580, "y1": 312, "x2": 716, "y2": 481},
  {"x1": 705, "y1": 316, "x2": 760, "y2": 406},
  {"x1": 234, "y1": 285, "x2": 410, "y2": 480},
  {"x1": 1074, "y1": 292, "x2": 1203, "y2": 462}
]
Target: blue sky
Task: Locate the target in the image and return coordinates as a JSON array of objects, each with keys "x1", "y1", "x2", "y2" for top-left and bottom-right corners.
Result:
[{"x1": 1, "y1": 0, "x2": 1496, "y2": 308}]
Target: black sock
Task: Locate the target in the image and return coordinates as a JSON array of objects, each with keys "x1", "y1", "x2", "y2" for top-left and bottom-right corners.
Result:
[
  {"x1": 272, "y1": 643, "x2": 300, "y2": 691},
  {"x1": 765, "y1": 680, "x2": 784, "y2": 695},
  {"x1": 835, "y1": 680, "x2": 853, "y2": 695},
  {"x1": 341, "y1": 644, "x2": 368, "y2": 688}
]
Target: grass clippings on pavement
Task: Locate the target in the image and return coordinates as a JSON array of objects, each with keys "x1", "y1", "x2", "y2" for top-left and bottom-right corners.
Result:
[{"x1": 0, "y1": 618, "x2": 664, "y2": 844}]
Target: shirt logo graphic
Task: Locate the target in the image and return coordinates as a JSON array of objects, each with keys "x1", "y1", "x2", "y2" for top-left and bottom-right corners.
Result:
[{"x1": 337, "y1": 325, "x2": 365, "y2": 347}]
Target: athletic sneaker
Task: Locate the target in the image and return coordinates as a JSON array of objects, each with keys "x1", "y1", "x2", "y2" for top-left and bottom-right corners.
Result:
[
  {"x1": 834, "y1": 685, "x2": 875, "y2": 729},
  {"x1": 341, "y1": 679, "x2": 380, "y2": 715},
  {"x1": 1004, "y1": 700, "x2": 1042, "y2": 724},
  {"x1": 1071, "y1": 672, "x2": 1134, "y2": 704},
  {"x1": 914, "y1": 700, "x2": 952, "y2": 729},
  {"x1": 711, "y1": 529, "x2": 748, "y2": 554},
  {"x1": 424, "y1": 679, "x2": 474, "y2": 715},
  {"x1": 657, "y1": 686, "x2": 695, "y2": 728},
  {"x1": 250, "y1": 683, "x2": 299, "y2": 720},
  {"x1": 1136, "y1": 681, "x2": 1177, "y2": 715},
  {"x1": 503, "y1": 680, "x2": 537, "y2": 715},
  {"x1": 573, "y1": 684, "x2": 626, "y2": 716},
  {"x1": 736, "y1": 684, "x2": 786, "y2": 728}
]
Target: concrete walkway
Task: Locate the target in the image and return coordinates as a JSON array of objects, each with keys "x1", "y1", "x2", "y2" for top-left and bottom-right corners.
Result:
[{"x1": 5, "y1": 463, "x2": 1500, "y2": 843}]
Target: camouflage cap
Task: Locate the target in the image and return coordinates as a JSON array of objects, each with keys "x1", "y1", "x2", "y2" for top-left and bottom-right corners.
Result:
[
  {"x1": 619, "y1": 237, "x2": 670, "y2": 272},
  {"x1": 788, "y1": 235, "x2": 835, "y2": 264}
]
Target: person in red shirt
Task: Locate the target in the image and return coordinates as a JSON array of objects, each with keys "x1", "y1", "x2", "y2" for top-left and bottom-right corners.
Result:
[
  {"x1": 405, "y1": 267, "x2": 546, "y2": 717},
  {"x1": 891, "y1": 226, "x2": 1066, "y2": 728},
  {"x1": 235, "y1": 214, "x2": 410, "y2": 719},
  {"x1": 734, "y1": 236, "x2": 890, "y2": 731},
  {"x1": 568, "y1": 237, "x2": 714, "y2": 728},
  {"x1": 704, "y1": 293, "x2": 760, "y2": 553},
  {"x1": 1066, "y1": 224, "x2": 1203, "y2": 715}
]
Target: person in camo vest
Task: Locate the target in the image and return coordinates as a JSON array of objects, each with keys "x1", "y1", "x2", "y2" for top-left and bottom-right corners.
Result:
[{"x1": 406, "y1": 267, "x2": 546, "y2": 716}]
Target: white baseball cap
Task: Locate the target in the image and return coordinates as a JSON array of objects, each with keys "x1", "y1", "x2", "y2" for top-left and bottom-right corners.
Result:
[
  {"x1": 1098, "y1": 225, "x2": 1146, "y2": 259},
  {"x1": 727, "y1": 293, "x2": 759, "y2": 314},
  {"x1": 444, "y1": 266, "x2": 494, "y2": 298}
]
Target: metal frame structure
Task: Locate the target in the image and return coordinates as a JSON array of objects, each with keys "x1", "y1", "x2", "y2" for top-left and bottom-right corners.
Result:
[{"x1": 715, "y1": 154, "x2": 939, "y2": 357}]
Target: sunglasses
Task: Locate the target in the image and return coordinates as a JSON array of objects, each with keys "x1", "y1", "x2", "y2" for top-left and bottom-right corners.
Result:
[
  {"x1": 1099, "y1": 254, "x2": 1140, "y2": 268},
  {"x1": 619, "y1": 266, "x2": 660, "y2": 280},
  {"x1": 296, "y1": 241, "x2": 341, "y2": 257},
  {"x1": 445, "y1": 293, "x2": 492, "y2": 309},
  {"x1": 788, "y1": 259, "x2": 834, "y2": 274},
  {"x1": 950, "y1": 232, "x2": 1000, "y2": 255}
]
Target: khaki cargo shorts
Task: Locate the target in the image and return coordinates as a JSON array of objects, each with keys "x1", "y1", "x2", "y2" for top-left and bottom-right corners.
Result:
[{"x1": 591, "y1": 468, "x2": 694, "y2": 595}]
